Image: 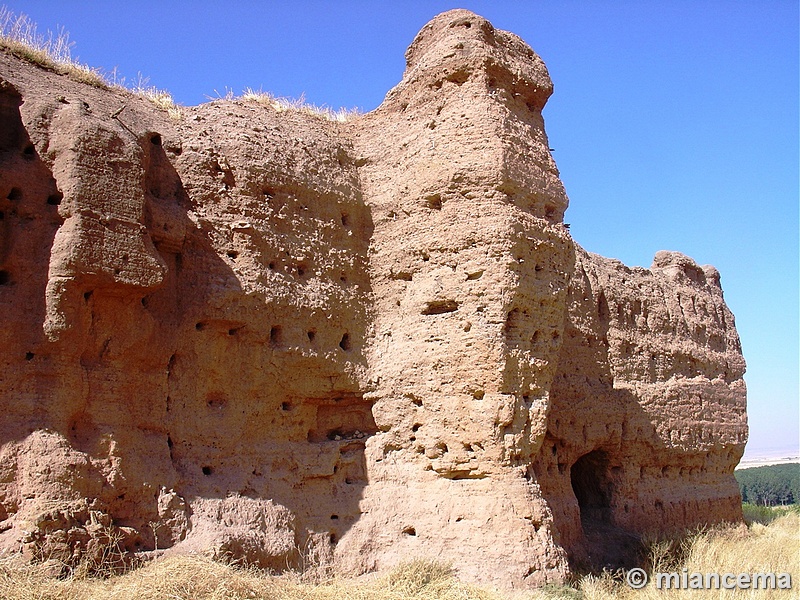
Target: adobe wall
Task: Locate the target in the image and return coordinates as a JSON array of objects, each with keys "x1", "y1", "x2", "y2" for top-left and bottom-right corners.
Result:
[{"x1": 0, "y1": 10, "x2": 747, "y2": 589}]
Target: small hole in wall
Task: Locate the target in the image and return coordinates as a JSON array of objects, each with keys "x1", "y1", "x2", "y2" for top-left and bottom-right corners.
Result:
[
  {"x1": 340, "y1": 274, "x2": 348, "y2": 283},
  {"x1": 296, "y1": 265, "x2": 305, "y2": 277},
  {"x1": 167, "y1": 436, "x2": 173, "y2": 448},
  {"x1": 281, "y1": 402, "x2": 291, "y2": 411},
  {"x1": 22, "y1": 144, "x2": 35, "y2": 158},
  {"x1": 402, "y1": 526, "x2": 417, "y2": 536},
  {"x1": 47, "y1": 192, "x2": 63, "y2": 206},
  {"x1": 202, "y1": 466, "x2": 213, "y2": 476},
  {"x1": 341, "y1": 213, "x2": 350, "y2": 227},
  {"x1": 150, "y1": 134, "x2": 162, "y2": 146},
  {"x1": 83, "y1": 290, "x2": 93, "y2": 301},
  {"x1": 412, "y1": 423, "x2": 421, "y2": 432},
  {"x1": 307, "y1": 330, "x2": 316, "y2": 342},
  {"x1": 227, "y1": 250, "x2": 238, "y2": 259},
  {"x1": 270, "y1": 326, "x2": 282, "y2": 347},
  {"x1": 339, "y1": 333, "x2": 351, "y2": 351},
  {"x1": 7, "y1": 188, "x2": 21, "y2": 201},
  {"x1": 472, "y1": 390, "x2": 485, "y2": 400},
  {"x1": 25, "y1": 352, "x2": 34, "y2": 360},
  {"x1": 0, "y1": 271, "x2": 10, "y2": 285},
  {"x1": 411, "y1": 397, "x2": 422, "y2": 407},
  {"x1": 426, "y1": 194, "x2": 442, "y2": 210},
  {"x1": 330, "y1": 514, "x2": 339, "y2": 520},
  {"x1": 268, "y1": 262, "x2": 276, "y2": 270},
  {"x1": 206, "y1": 393, "x2": 227, "y2": 409},
  {"x1": 196, "y1": 322, "x2": 205, "y2": 331},
  {"x1": 329, "y1": 533, "x2": 337, "y2": 544}
]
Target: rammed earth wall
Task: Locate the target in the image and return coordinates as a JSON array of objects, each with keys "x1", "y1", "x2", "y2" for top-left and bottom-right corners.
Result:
[{"x1": 0, "y1": 9, "x2": 746, "y2": 589}]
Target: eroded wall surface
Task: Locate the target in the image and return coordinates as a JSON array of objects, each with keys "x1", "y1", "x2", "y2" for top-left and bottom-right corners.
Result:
[{"x1": 0, "y1": 9, "x2": 746, "y2": 589}]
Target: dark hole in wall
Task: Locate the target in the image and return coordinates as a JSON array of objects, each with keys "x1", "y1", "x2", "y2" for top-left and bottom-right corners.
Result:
[
  {"x1": 570, "y1": 449, "x2": 643, "y2": 571},
  {"x1": 339, "y1": 332, "x2": 351, "y2": 351},
  {"x1": 270, "y1": 326, "x2": 282, "y2": 348},
  {"x1": 571, "y1": 449, "x2": 613, "y2": 525},
  {"x1": 0, "y1": 271, "x2": 10, "y2": 285},
  {"x1": 421, "y1": 300, "x2": 458, "y2": 315},
  {"x1": 47, "y1": 192, "x2": 63, "y2": 206},
  {"x1": 425, "y1": 194, "x2": 442, "y2": 210}
]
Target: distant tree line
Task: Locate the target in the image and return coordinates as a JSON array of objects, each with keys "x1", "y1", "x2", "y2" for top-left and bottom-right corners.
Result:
[{"x1": 735, "y1": 463, "x2": 800, "y2": 506}]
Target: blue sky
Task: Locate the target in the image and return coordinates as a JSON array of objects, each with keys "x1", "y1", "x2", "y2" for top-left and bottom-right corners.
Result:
[{"x1": 11, "y1": 1, "x2": 799, "y2": 458}]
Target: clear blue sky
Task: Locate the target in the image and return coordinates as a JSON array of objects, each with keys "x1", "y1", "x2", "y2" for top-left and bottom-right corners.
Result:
[{"x1": 11, "y1": 1, "x2": 799, "y2": 459}]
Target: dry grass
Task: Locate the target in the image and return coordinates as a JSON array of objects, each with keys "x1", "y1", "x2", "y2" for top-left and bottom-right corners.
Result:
[
  {"x1": 0, "y1": 7, "x2": 358, "y2": 123},
  {"x1": 0, "y1": 6, "x2": 107, "y2": 88},
  {"x1": 240, "y1": 88, "x2": 360, "y2": 122},
  {"x1": 0, "y1": 556, "x2": 507, "y2": 600},
  {"x1": 578, "y1": 512, "x2": 799, "y2": 599},
  {"x1": 128, "y1": 76, "x2": 183, "y2": 120},
  {"x1": 0, "y1": 5, "x2": 182, "y2": 118},
  {"x1": 1, "y1": 513, "x2": 796, "y2": 600}
]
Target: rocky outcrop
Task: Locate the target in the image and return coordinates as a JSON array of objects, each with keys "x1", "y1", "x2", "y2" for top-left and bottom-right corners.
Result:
[{"x1": 0, "y1": 9, "x2": 746, "y2": 589}]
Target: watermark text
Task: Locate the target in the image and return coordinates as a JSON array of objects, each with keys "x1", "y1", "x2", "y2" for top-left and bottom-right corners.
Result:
[{"x1": 626, "y1": 568, "x2": 792, "y2": 590}]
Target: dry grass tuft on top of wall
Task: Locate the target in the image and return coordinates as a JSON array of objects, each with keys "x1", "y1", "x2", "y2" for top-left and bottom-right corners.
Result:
[{"x1": 0, "y1": 5, "x2": 108, "y2": 88}]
